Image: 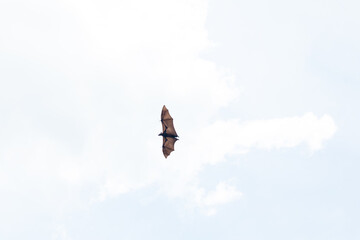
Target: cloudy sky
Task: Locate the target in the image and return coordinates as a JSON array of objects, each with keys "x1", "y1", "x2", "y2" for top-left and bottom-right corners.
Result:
[{"x1": 0, "y1": 0, "x2": 359, "y2": 239}]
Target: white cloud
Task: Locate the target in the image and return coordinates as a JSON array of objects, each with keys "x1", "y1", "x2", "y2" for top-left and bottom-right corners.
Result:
[{"x1": 199, "y1": 112, "x2": 337, "y2": 161}]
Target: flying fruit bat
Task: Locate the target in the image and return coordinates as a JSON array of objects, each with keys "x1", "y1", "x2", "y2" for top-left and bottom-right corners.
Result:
[{"x1": 159, "y1": 105, "x2": 179, "y2": 158}]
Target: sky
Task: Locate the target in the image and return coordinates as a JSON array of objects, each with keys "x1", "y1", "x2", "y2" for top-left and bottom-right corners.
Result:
[{"x1": 0, "y1": 0, "x2": 359, "y2": 239}]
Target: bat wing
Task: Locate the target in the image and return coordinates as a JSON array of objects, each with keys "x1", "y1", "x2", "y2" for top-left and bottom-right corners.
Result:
[
  {"x1": 161, "y1": 105, "x2": 178, "y2": 137},
  {"x1": 162, "y1": 137, "x2": 178, "y2": 158}
]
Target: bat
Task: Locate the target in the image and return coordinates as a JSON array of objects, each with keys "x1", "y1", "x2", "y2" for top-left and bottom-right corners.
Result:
[{"x1": 158, "y1": 105, "x2": 179, "y2": 158}]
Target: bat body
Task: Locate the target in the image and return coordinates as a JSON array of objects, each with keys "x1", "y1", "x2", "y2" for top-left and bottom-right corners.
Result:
[{"x1": 159, "y1": 105, "x2": 178, "y2": 158}]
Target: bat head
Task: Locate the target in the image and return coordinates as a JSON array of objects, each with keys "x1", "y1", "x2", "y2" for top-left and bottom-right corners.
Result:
[{"x1": 158, "y1": 133, "x2": 163, "y2": 136}]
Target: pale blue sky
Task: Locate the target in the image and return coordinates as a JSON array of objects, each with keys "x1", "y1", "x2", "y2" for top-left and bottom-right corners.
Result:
[{"x1": 0, "y1": 0, "x2": 358, "y2": 239}]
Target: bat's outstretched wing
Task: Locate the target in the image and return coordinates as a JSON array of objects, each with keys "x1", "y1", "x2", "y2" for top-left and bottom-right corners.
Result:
[
  {"x1": 162, "y1": 137, "x2": 178, "y2": 158},
  {"x1": 161, "y1": 105, "x2": 178, "y2": 137}
]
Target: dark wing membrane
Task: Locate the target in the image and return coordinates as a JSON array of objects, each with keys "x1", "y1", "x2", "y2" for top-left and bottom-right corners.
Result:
[
  {"x1": 161, "y1": 105, "x2": 178, "y2": 137},
  {"x1": 162, "y1": 137, "x2": 178, "y2": 158}
]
